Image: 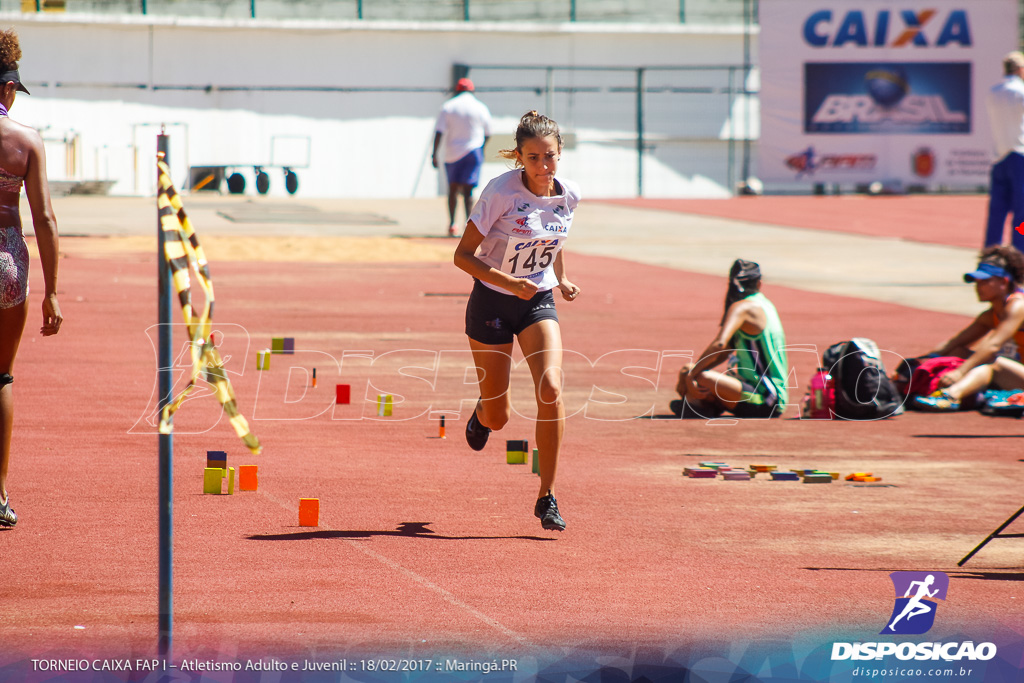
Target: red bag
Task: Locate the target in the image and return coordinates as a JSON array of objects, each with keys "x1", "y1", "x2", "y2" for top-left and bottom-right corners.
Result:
[{"x1": 906, "y1": 356, "x2": 965, "y2": 397}]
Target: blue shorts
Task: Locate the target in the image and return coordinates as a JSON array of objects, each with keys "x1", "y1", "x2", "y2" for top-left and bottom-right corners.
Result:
[
  {"x1": 465, "y1": 280, "x2": 559, "y2": 345},
  {"x1": 446, "y1": 147, "x2": 484, "y2": 188}
]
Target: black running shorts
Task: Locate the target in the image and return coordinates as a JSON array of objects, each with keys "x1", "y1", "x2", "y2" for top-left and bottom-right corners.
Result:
[
  {"x1": 731, "y1": 377, "x2": 783, "y2": 419},
  {"x1": 465, "y1": 279, "x2": 559, "y2": 345}
]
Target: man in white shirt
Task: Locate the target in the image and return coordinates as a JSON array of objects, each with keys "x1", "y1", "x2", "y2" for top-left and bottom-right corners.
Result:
[
  {"x1": 985, "y1": 51, "x2": 1024, "y2": 251},
  {"x1": 432, "y1": 78, "x2": 492, "y2": 237}
]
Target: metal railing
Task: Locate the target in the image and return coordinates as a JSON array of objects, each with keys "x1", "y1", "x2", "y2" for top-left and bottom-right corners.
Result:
[
  {"x1": 462, "y1": 63, "x2": 757, "y2": 196},
  {"x1": 13, "y1": 0, "x2": 751, "y2": 24}
]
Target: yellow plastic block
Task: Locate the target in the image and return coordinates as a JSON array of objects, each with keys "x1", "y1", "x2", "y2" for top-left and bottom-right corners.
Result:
[
  {"x1": 226, "y1": 467, "x2": 235, "y2": 495},
  {"x1": 203, "y1": 467, "x2": 222, "y2": 494},
  {"x1": 377, "y1": 394, "x2": 393, "y2": 417},
  {"x1": 271, "y1": 337, "x2": 285, "y2": 354},
  {"x1": 257, "y1": 350, "x2": 271, "y2": 371},
  {"x1": 506, "y1": 450, "x2": 527, "y2": 464}
]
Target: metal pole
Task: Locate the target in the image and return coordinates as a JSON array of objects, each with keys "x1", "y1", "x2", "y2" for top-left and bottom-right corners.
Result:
[
  {"x1": 741, "y1": 0, "x2": 752, "y2": 184},
  {"x1": 545, "y1": 67, "x2": 554, "y2": 120},
  {"x1": 727, "y1": 67, "x2": 735, "y2": 194},
  {"x1": 357, "y1": 0, "x2": 362, "y2": 19},
  {"x1": 250, "y1": 0, "x2": 255, "y2": 18},
  {"x1": 570, "y1": 0, "x2": 576, "y2": 22},
  {"x1": 679, "y1": 0, "x2": 685, "y2": 23},
  {"x1": 156, "y1": 132, "x2": 173, "y2": 660},
  {"x1": 463, "y1": 0, "x2": 469, "y2": 20},
  {"x1": 636, "y1": 68, "x2": 645, "y2": 197},
  {"x1": 141, "y1": 0, "x2": 146, "y2": 14}
]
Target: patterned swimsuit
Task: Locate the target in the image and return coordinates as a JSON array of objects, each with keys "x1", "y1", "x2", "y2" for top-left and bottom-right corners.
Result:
[{"x1": 0, "y1": 165, "x2": 27, "y2": 309}]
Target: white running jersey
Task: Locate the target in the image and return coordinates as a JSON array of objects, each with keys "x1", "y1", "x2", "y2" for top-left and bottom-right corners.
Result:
[
  {"x1": 434, "y1": 92, "x2": 493, "y2": 163},
  {"x1": 470, "y1": 169, "x2": 581, "y2": 294}
]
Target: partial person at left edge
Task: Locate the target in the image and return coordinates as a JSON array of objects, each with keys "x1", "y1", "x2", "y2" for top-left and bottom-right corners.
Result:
[
  {"x1": 0, "y1": 27, "x2": 62, "y2": 528},
  {"x1": 432, "y1": 77, "x2": 492, "y2": 238}
]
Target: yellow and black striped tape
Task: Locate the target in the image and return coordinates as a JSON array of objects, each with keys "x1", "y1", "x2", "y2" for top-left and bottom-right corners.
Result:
[{"x1": 157, "y1": 155, "x2": 261, "y2": 454}]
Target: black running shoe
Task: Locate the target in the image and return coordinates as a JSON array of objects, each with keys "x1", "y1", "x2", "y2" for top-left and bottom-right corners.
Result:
[
  {"x1": 0, "y1": 498, "x2": 17, "y2": 527},
  {"x1": 534, "y1": 493, "x2": 566, "y2": 531},
  {"x1": 673, "y1": 399, "x2": 725, "y2": 419},
  {"x1": 465, "y1": 402, "x2": 491, "y2": 451}
]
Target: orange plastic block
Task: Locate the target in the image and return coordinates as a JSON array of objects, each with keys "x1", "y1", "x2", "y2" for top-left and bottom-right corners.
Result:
[
  {"x1": 239, "y1": 465, "x2": 258, "y2": 491},
  {"x1": 845, "y1": 472, "x2": 872, "y2": 481},
  {"x1": 299, "y1": 498, "x2": 319, "y2": 527},
  {"x1": 855, "y1": 476, "x2": 882, "y2": 482}
]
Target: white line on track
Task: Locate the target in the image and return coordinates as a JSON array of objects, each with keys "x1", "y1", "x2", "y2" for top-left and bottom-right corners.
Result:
[{"x1": 258, "y1": 489, "x2": 534, "y2": 647}]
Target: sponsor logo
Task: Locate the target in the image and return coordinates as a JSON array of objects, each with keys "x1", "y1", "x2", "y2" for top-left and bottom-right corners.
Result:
[
  {"x1": 803, "y1": 9, "x2": 971, "y2": 48},
  {"x1": 552, "y1": 204, "x2": 566, "y2": 216},
  {"x1": 831, "y1": 642, "x2": 996, "y2": 662},
  {"x1": 545, "y1": 224, "x2": 568, "y2": 234},
  {"x1": 485, "y1": 318, "x2": 503, "y2": 330},
  {"x1": 805, "y1": 62, "x2": 970, "y2": 134},
  {"x1": 514, "y1": 217, "x2": 529, "y2": 228},
  {"x1": 830, "y1": 571, "x2": 997, "y2": 663},
  {"x1": 511, "y1": 227, "x2": 533, "y2": 236},
  {"x1": 516, "y1": 202, "x2": 531, "y2": 213},
  {"x1": 883, "y1": 571, "x2": 947, "y2": 635},
  {"x1": 514, "y1": 238, "x2": 560, "y2": 252},
  {"x1": 784, "y1": 147, "x2": 876, "y2": 177},
  {"x1": 912, "y1": 147, "x2": 936, "y2": 177}
]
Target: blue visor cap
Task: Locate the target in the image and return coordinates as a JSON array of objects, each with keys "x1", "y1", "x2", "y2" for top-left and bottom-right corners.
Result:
[{"x1": 964, "y1": 262, "x2": 1012, "y2": 282}]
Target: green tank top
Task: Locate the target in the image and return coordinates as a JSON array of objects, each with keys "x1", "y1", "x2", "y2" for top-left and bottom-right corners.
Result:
[{"x1": 730, "y1": 292, "x2": 789, "y2": 407}]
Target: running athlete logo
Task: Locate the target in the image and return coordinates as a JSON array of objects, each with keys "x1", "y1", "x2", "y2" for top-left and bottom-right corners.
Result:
[
  {"x1": 881, "y1": 571, "x2": 948, "y2": 635},
  {"x1": 515, "y1": 217, "x2": 529, "y2": 228}
]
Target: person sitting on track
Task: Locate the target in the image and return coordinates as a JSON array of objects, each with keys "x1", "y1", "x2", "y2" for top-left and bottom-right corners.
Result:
[
  {"x1": 914, "y1": 245, "x2": 1024, "y2": 412},
  {"x1": 0, "y1": 27, "x2": 62, "y2": 528},
  {"x1": 453, "y1": 110, "x2": 581, "y2": 532},
  {"x1": 671, "y1": 259, "x2": 788, "y2": 419}
]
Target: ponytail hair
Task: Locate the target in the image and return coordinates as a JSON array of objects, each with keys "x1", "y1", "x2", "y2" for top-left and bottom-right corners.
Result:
[
  {"x1": 0, "y1": 29, "x2": 21, "y2": 73},
  {"x1": 722, "y1": 259, "x2": 761, "y2": 325},
  {"x1": 499, "y1": 110, "x2": 563, "y2": 167}
]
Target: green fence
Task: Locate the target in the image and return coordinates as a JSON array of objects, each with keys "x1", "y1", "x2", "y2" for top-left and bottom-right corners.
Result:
[{"x1": 462, "y1": 62, "x2": 757, "y2": 196}]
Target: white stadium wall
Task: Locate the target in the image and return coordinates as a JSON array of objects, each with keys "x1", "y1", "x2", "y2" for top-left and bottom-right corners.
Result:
[{"x1": 1, "y1": 12, "x2": 754, "y2": 198}]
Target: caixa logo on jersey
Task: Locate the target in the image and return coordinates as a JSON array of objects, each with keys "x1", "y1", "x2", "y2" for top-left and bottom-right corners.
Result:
[
  {"x1": 804, "y1": 62, "x2": 969, "y2": 134},
  {"x1": 803, "y1": 9, "x2": 971, "y2": 48}
]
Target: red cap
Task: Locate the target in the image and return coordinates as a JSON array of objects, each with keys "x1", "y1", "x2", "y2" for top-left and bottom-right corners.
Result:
[{"x1": 455, "y1": 77, "x2": 474, "y2": 92}]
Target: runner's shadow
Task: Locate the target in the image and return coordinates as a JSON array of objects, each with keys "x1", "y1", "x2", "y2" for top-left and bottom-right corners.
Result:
[
  {"x1": 805, "y1": 567, "x2": 1024, "y2": 582},
  {"x1": 913, "y1": 434, "x2": 1024, "y2": 439},
  {"x1": 247, "y1": 521, "x2": 555, "y2": 542}
]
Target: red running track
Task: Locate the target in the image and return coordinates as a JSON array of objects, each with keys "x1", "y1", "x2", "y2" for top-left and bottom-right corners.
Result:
[
  {"x1": 598, "y1": 195, "x2": 998, "y2": 250},
  {"x1": 1, "y1": 240, "x2": 1023, "y2": 673}
]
